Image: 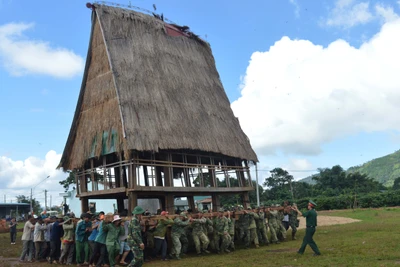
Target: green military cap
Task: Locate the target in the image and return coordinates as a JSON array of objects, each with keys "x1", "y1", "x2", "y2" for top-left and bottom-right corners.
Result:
[
  {"x1": 63, "y1": 216, "x2": 71, "y2": 223},
  {"x1": 132, "y1": 206, "x2": 144, "y2": 215},
  {"x1": 180, "y1": 212, "x2": 187, "y2": 218},
  {"x1": 309, "y1": 200, "x2": 317, "y2": 207},
  {"x1": 218, "y1": 208, "x2": 225, "y2": 213},
  {"x1": 202, "y1": 210, "x2": 208, "y2": 214}
]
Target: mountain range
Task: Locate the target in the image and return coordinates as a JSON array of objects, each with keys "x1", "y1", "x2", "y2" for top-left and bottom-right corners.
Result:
[{"x1": 300, "y1": 149, "x2": 400, "y2": 187}]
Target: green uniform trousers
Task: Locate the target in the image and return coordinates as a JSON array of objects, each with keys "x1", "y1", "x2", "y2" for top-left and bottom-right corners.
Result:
[
  {"x1": 298, "y1": 227, "x2": 320, "y2": 255},
  {"x1": 75, "y1": 240, "x2": 90, "y2": 263}
]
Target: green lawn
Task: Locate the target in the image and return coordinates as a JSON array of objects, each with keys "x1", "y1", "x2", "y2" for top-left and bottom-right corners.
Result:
[{"x1": 1, "y1": 208, "x2": 400, "y2": 267}]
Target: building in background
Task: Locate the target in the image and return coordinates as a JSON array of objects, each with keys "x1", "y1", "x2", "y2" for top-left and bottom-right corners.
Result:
[{"x1": 0, "y1": 203, "x2": 30, "y2": 219}]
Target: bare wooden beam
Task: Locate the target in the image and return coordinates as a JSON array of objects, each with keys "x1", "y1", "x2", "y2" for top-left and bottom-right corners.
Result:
[{"x1": 131, "y1": 186, "x2": 254, "y2": 193}]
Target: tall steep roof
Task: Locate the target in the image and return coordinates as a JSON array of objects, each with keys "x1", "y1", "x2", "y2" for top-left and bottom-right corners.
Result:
[{"x1": 58, "y1": 4, "x2": 257, "y2": 170}]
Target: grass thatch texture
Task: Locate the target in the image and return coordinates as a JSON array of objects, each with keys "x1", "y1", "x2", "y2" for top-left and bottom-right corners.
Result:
[
  {"x1": 60, "y1": 15, "x2": 124, "y2": 170},
  {"x1": 59, "y1": 4, "x2": 258, "y2": 170}
]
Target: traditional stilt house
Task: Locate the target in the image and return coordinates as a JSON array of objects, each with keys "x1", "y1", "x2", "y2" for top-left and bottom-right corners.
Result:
[{"x1": 58, "y1": 3, "x2": 258, "y2": 214}]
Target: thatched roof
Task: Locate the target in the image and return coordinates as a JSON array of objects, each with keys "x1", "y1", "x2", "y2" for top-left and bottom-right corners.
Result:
[{"x1": 58, "y1": 4, "x2": 258, "y2": 170}]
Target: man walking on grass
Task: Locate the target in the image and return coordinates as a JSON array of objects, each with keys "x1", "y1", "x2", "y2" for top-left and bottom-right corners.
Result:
[{"x1": 293, "y1": 200, "x2": 321, "y2": 256}]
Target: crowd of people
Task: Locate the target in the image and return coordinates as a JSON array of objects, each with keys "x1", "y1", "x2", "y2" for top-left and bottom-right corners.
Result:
[{"x1": 11, "y1": 200, "x2": 320, "y2": 267}]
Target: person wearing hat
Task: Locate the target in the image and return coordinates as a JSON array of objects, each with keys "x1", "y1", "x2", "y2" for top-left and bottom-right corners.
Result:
[
  {"x1": 103, "y1": 214, "x2": 125, "y2": 267},
  {"x1": 151, "y1": 211, "x2": 174, "y2": 261},
  {"x1": 292, "y1": 201, "x2": 321, "y2": 256},
  {"x1": 170, "y1": 211, "x2": 190, "y2": 260},
  {"x1": 127, "y1": 206, "x2": 145, "y2": 267},
  {"x1": 75, "y1": 213, "x2": 92, "y2": 266},
  {"x1": 59, "y1": 216, "x2": 75, "y2": 265}
]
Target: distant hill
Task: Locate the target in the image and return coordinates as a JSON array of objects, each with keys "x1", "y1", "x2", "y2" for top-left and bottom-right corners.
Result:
[
  {"x1": 347, "y1": 150, "x2": 400, "y2": 187},
  {"x1": 299, "y1": 150, "x2": 400, "y2": 187}
]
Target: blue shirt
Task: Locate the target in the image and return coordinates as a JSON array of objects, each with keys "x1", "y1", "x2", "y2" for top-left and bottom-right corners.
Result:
[
  {"x1": 50, "y1": 221, "x2": 64, "y2": 242},
  {"x1": 88, "y1": 221, "x2": 99, "y2": 241},
  {"x1": 94, "y1": 221, "x2": 107, "y2": 244}
]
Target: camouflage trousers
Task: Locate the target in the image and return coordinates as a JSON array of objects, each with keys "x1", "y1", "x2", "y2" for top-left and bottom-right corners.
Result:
[
  {"x1": 269, "y1": 223, "x2": 279, "y2": 242},
  {"x1": 277, "y1": 223, "x2": 287, "y2": 240},
  {"x1": 289, "y1": 222, "x2": 297, "y2": 233},
  {"x1": 215, "y1": 233, "x2": 231, "y2": 252},
  {"x1": 192, "y1": 231, "x2": 210, "y2": 254},
  {"x1": 228, "y1": 234, "x2": 235, "y2": 250},
  {"x1": 170, "y1": 232, "x2": 188, "y2": 256},
  {"x1": 128, "y1": 246, "x2": 143, "y2": 267},
  {"x1": 248, "y1": 228, "x2": 259, "y2": 247},
  {"x1": 257, "y1": 225, "x2": 269, "y2": 244}
]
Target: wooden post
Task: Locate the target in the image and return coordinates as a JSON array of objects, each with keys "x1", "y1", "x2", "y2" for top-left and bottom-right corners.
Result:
[
  {"x1": 90, "y1": 159, "x2": 95, "y2": 191},
  {"x1": 80, "y1": 197, "x2": 89, "y2": 213},
  {"x1": 114, "y1": 167, "x2": 121, "y2": 188},
  {"x1": 155, "y1": 166, "x2": 163, "y2": 186},
  {"x1": 128, "y1": 192, "x2": 138, "y2": 214},
  {"x1": 116, "y1": 197, "x2": 124, "y2": 213},
  {"x1": 187, "y1": 196, "x2": 195, "y2": 211},
  {"x1": 165, "y1": 194, "x2": 175, "y2": 214},
  {"x1": 242, "y1": 192, "x2": 250, "y2": 209},
  {"x1": 211, "y1": 193, "x2": 220, "y2": 212},
  {"x1": 103, "y1": 157, "x2": 107, "y2": 190}
]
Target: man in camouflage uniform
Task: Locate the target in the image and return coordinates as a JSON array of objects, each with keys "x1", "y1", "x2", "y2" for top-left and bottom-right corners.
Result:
[
  {"x1": 266, "y1": 205, "x2": 280, "y2": 244},
  {"x1": 238, "y1": 208, "x2": 250, "y2": 247},
  {"x1": 203, "y1": 211, "x2": 215, "y2": 251},
  {"x1": 276, "y1": 205, "x2": 287, "y2": 241},
  {"x1": 245, "y1": 208, "x2": 259, "y2": 248},
  {"x1": 256, "y1": 207, "x2": 269, "y2": 245},
  {"x1": 191, "y1": 212, "x2": 210, "y2": 255},
  {"x1": 228, "y1": 211, "x2": 236, "y2": 251},
  {"x1": 214, "y1": 208, "x2": 231, "y2": 254},
  {"x1": 288, "y1": 203, "x2": 299, "y2": 240},
  {"x1": 128, "y1": 206, "x2": 145, "y2": 267},
  {"x1": 170, "y1": 212, "x2": 190, "y2": 260}
]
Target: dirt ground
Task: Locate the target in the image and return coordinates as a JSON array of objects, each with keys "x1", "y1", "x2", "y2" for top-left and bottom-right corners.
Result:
[{"x1": 297, "y1": 215, "x2": 360, "y2": 229}]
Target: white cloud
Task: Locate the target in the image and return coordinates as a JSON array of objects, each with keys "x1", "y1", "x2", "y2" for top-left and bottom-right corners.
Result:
[
  {"x1": 0, "y1": 151, "x2": 67, "y2": 206},
  {"x1": 325, "y1": 0, "x2": 374, "y2": 28},
  {"x1": 289, "y1": 0, "x2": 300, "y2": 18},
  {"x1": 231, "y1": 17, "x2": 400, "y2": 156},
  {"x1": 375, "y1": 4, "x2": 399, "y2": 23},
  {"x1": 0, "y1": 22, "x2": 84, "y2": 78}
]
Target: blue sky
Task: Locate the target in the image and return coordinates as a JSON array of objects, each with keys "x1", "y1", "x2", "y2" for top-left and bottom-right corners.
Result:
[{"x1": 1, "y1": 0, "x2": 400, "y2": 207}]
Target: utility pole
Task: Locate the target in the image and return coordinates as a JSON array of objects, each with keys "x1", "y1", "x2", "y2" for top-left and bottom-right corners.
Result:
[
  {"x1": 30, "y1": 188, "x2": 33, "y2": 214},
  {"x1": 50, "y1": 195, "x2": 52, "y2": 210},
  {"x1": 44, "y1": 190, "x2": 47, "y2": 211},
  {"x1": 255, "y1": 164, "x2": 260, "y2": 207}
]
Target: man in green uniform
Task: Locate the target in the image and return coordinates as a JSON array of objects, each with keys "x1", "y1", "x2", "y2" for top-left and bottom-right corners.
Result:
[
  {"x1": 103, "y1": 215, "x2": 125, "y2": 267},
  {"x1": 128, "y1": 206, "x2": 145, "y2": 267},
  {"x1": 293, "y1": 200, "x2": 321, "y2": 256},
  {"x1": 170, "y1": 212, "x2": 190, "y2": 259},
  {"x1": 227, "y1": 211, "x2": 235, "y2": 251}
]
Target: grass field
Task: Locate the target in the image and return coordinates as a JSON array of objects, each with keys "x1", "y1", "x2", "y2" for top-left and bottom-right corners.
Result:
[{"x1": 1, "y1": 208, "x2": 400, "y2": 267}]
